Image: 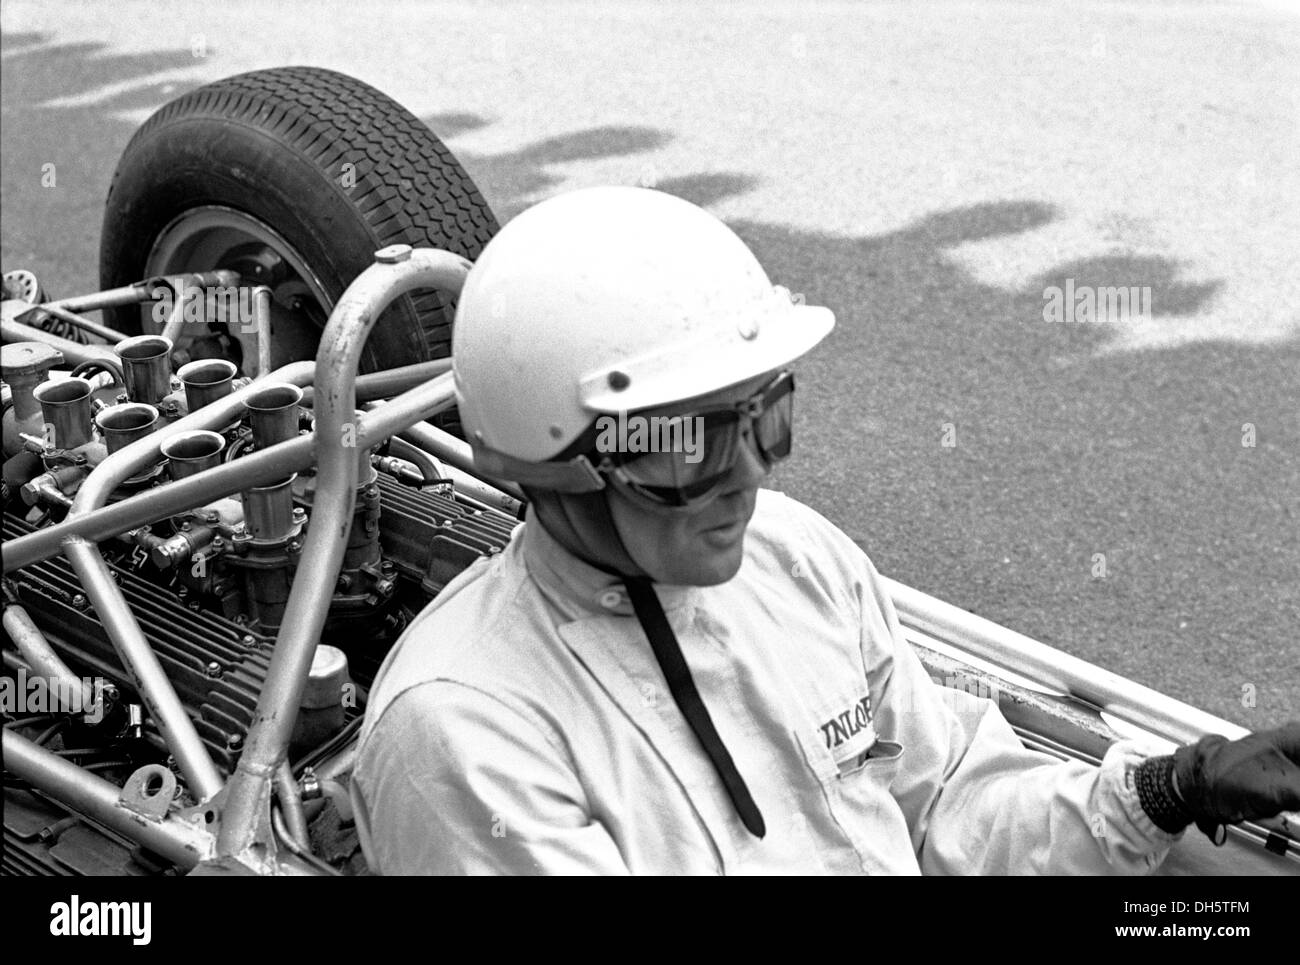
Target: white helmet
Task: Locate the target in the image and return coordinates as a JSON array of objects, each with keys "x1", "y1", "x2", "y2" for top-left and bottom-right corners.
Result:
[{"x1": 453, "y1": 186, "x2": 834, "y2": 484}]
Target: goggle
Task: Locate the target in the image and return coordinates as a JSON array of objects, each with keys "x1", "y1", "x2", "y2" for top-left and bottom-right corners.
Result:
[{"x1": 592, "y1": 370, "x2": 795, "y2": 509}]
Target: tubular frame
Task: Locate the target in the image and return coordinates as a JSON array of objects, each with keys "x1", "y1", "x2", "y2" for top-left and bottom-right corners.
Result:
[
  {"x1": 3, "y1": 729, "x2": 215, "y2": 869},
  {"x1": 216, "y1": 247, "x2": 471, "y2": 857}
]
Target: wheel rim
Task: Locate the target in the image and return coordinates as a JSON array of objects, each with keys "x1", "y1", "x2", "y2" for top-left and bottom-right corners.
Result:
[{"x1": 143, "y1": 205, "x2": 334, "y2": 373}]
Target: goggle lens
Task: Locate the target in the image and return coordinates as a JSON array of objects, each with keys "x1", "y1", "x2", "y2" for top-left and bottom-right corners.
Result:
[
  {"x1": 605, "y1": 372, "x2": 794, "y2": 508},
  {"x1": 754, "y1": 382, "x2": 793, "y2": 461}
]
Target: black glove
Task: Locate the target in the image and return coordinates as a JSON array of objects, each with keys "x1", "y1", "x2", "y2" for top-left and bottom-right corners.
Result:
[{"x1": 1135, "y1": 722, "x2": 1300, "y2": 843}]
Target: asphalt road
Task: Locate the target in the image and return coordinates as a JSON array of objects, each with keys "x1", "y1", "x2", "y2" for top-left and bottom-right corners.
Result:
[{"x1": 2, "y1": 1, "x2": 1297, "y2": 727}]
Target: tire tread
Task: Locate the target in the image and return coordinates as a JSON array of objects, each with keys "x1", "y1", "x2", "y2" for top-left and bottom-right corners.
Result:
[{"x1": 105, "y1": 66, "x2": 498, "y2": 366}]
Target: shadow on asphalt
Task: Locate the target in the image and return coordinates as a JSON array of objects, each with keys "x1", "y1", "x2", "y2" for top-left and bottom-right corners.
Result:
[
  {"x1": 3, "y1": 34, "x2": 1296, "y2": 727},
  {"x1": 0, "y1": 32, "x2": 199, "y2": 283}
]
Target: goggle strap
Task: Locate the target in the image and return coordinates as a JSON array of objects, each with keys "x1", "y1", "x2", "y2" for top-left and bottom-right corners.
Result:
[{"x1": 472, "y1": 444, "x2": 606, "y2": 493}]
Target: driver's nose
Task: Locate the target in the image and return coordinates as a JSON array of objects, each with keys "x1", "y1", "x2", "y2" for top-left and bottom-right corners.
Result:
[{"x1": 720, "y1": 423, "x2": 770, "y2": 495}]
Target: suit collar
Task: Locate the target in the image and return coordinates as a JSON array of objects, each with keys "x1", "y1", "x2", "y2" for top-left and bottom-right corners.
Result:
[{"x1": 519, "y1": 509, "x2": 700, "y2": 619}]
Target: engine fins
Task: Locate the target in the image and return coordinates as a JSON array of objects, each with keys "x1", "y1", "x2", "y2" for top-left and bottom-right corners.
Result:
[
  {"x1": 375, "y1": 475, "x2": 520, "y2": 593},
  {"x1": 2, "y1": 516, "x2": 273, "y2": 772}
]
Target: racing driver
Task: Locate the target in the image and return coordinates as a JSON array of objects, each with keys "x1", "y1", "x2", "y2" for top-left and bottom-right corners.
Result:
[{"x1": 351, "y1": 186, "x2": 1300, "y2": 874}]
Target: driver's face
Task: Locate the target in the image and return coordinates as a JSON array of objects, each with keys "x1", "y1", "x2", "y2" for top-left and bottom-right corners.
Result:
[{"x1": 605, "y1": 372, "x2": 775, "y2": 586}]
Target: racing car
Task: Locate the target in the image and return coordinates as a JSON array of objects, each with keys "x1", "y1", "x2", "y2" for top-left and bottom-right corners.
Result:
[{"x1": 1, "y1": 67, "x2": 1294, "y2": 876}]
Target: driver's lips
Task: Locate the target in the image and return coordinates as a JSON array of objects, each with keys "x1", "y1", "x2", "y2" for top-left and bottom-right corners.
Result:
[
  {"x1": 700, "y1": 517, "x2": 747, "y2": 549},
  {"x1": 696, "y1": 489, "x2": 758, "y2": 549}
]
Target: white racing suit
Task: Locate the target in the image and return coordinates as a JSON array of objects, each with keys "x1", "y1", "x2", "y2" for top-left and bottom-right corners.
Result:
[{"x1": 351, "y1": 488, "x2": 1181, "y2": 874}]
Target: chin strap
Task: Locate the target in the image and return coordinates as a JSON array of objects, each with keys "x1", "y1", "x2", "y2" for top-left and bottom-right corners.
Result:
[{"x1": 624, "y1": 575, "x2": 766, "y2": 839}]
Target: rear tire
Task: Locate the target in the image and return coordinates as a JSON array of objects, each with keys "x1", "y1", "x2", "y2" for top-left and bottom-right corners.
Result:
[{"x1": 99, "y1": 66, "x2": 498, "y2": 433}]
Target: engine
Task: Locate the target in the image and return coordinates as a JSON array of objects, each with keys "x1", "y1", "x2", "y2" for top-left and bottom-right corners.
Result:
[{"x1": 1, "y1": 322, "x2": 519, "y2": 874}]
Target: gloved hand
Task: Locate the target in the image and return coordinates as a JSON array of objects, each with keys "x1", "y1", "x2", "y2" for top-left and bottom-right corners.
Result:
[{"x1": 1135, "y1": 721, "x2": 1300, "y2": 842}]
